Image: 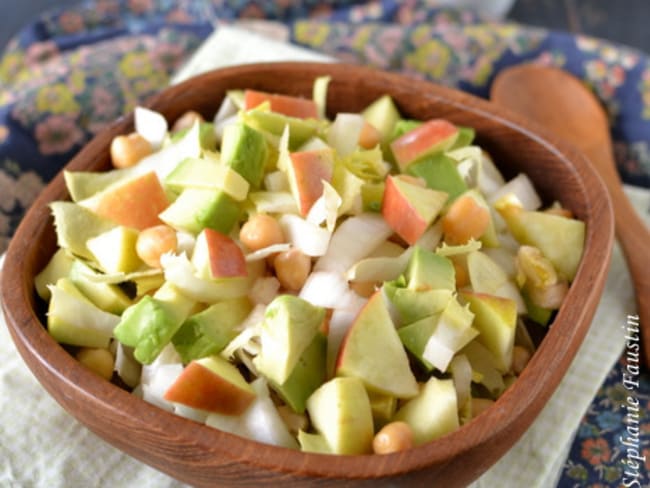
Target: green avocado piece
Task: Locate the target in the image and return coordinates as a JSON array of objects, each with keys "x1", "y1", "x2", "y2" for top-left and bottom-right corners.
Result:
[
  {"x1": 242, "y1": 109, "x2": 320, "y2": 149},
  {"x1": 384, "y1": 282, "x2": 453, "y2": 326},
  {"x1": 390, "y1": 119, "x2": 422, "y2": 141},
  {"x1": 450, "y1": 126, "x2": 475, "y2": 149},
  {"x1": 270, "y1": 332, "x2": 326, "y2": 414},
  {"x1": 405, "y1": 246, "x2": 456, "y2": 291},
  {"x1": 172, "y1": 122, "x2": 217, "y2": 151},
  {"x1": 159, "y1": 187, "x2": 240, "y2": 235},
  {"x1": 361, "y1": 95, "x2": 401, "y2": 144},
  {"x1": 220, "y1": 122, "x2": 268, "y2": 188},
  {"x1": 253, "y1": 295, "x2": 326, "y2": 385},
  {"x1": 406, "y1": 153, "x2": 467, "y2": 202},
  {"x1": 114, "y1": 282, "x2": 195, "y2": 364},
  {"x1": 398, "y1": 314, "x2": 438, "y2": 371},
  {"x1": 68, "y1": 259, "x2": 132, "y2": 314},
  {"x1": 172, "y1": 297, "x2": 252, "y2": 363}
]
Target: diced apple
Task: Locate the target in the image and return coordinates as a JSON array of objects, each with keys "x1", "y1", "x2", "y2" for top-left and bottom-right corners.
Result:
[
  {"x1": 336, "y1": 291, "x2": 418, "y2": 398},
  {"x1": 306, "y1": 377, "x2": 374, "y2": 455},
  {"x1": 244, "y1": 89, "x2": 318, "y2": 119},
  {"x1": 86, "y1": 225, "x2": 142, "y2": 273},
  {"x1": 80, "y1": 172, "x2": 169, "y2": 230},
  {"x1": 393, "y1": 377, "x2": 459, "y2": 445},
  {"x1": 286, "y1": 148, "x2": 335, "y2": 216},
  {"x1": 459, "y1": 291, "x2": 517, "y2": 372},
  {"x1": 381, "y1": 175, "x2": 448, "y2": 245},
  {"x1": 191, "y1": 228, "x2": 247, "y2": 279},
  {"x1": 390, "y1": 119, "x2": 460, "y2": 171},
  {"x1": 164, "y1": 355, "x2": 255, "y2": 415}
]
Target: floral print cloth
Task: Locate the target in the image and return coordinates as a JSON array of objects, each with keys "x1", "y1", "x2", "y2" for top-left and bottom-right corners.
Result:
[{"x1": 0, "y1": 1, "x2": 648, "y2": 486}]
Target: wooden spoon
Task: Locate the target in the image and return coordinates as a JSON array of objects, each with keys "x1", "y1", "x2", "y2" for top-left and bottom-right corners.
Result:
[{"x1": 491, "y1": 63, "x2": 650, "y2": 368}]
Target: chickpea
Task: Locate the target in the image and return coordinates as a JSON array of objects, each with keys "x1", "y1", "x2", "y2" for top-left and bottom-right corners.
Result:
[
  {"x1": 239, "y1": 214, "x2": 285, "y2": 251},
  {"x1": 76, "y1": 347, "x2": 114, "y2": 380},
  {"x1": 273, "y1": 249, "x2": 311, "y2": 291},
  {"x1": 172, "y1": 110, "x2": 204, "y2": 133},
  {"x1": 511, "y1": 345, "x2": 532, "y2": 375},
  {"x1": 110, "y1": 132, "x2": 153, "y2": 169},
  {"x1": 471, "y1": 398, "x2": 495, "y2": 418},
  {"x1": 136, "y1": 225, "x2": 178, "y2": 268},
  {"x1": 349, "y1": 280, "x2": 377, "y2": 298},
  {"x1": 372, "y1": 421, "x2": 414, "y2": 454}
]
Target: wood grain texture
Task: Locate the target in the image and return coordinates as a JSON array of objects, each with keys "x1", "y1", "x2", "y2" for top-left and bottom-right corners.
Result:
[
  {"x1": 491, "y1": 63, "x2": 650, "y2": 369},
  {"x1": 0, "y1": 62, "x2": 614, "y2": 487}
]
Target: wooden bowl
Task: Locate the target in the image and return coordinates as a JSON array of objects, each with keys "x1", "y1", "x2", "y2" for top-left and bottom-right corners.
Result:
[{"x1": 0, "y1": 62, "x2": 613, "y2": 486}]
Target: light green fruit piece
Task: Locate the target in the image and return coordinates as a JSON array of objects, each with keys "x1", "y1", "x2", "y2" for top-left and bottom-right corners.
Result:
[
  {"x1": 242, "y1": 109, "x2": 321, "y2": 150},
  {"x1": 384, "y1": 283, "x2": 453, "y2": 326},
  {"x1": 64, "y1": 167, "x2": 138, "y2": 202},
  {"x1": 34, "y1": 248, "x2": 74, "y2": 301},
  {"x1": 495, "y1": 200, "x2": 585, "y2": 281},
  {"x1": 50, "y1": 201, "x2": 116, "y2": 260},
  {"x1": 172, "y1": 297, "x2": 252, "y2": 364},
  {"x1": 270, "y1": 332, "x2": 327, "y2": 414},
  {"x1": 450, "y1": 126, "x2": 475, "y2": 149},
  {"x1": 361, "y1": 94, "x2": 401, "y2": 144},
  {"x1": 68, "y1": 259, "x2": 132, "y2": 314},
  {"x1": 336, "y1": 291, "x2": 418, "y2": 398},
  {"x1": 460, "y1": 340, "x2": 506, "y2": 398},
  {"x1": 306, "y1": 377, "x2": 374, "y2": 455},
  {"x1": 47, "y1": 277, "x2": 120, "y2": 348},
  {"x1": 298, "y1": 430, "x2": 332, "y2": 454},
  {"x1": 159, "y1": 188, "x2": 241, "y2": 235},
  {"x1": 460, "y1": 291, "x2": 517, "y2": 373},
  {"x1": 405, "y1": 246, "x2": 456, "y2": 291},
  {"x1": 394, "y1": 377, "x2": 459, "y2": 445},
  {"x1": 220, "y1": 122, "x2": 268, "y2": 188},
  {"x1": 406, "y1": 153, "x2": 467, "y2": 202},
  {"x1": 397, "y1": 313, "x2": 439, "y2": 372},
  {"x1": 253, "y1": 295, "x2": 326, "y2": 386},
  {"x1": 114, "y1": 282, "x2": 195, "y2": 364},
  {"x1": 164, "y1": 156, "x2": 250, "y2": 201},
  {"x1": 86, "y1": 225, "x2": 143, "y2": 274},
  {"x1": 367, "y1": 391, "x2": 397, "y2": 429}
]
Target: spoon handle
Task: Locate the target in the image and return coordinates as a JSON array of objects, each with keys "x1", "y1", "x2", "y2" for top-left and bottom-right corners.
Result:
[{"x1": 607, "y1": 183, "x2": 650, "y2": 367}]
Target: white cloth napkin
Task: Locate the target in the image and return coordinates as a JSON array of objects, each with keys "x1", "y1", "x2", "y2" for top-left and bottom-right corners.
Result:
[{"x1": 1, "y1": 25, "x2": 648, "y2": 488}]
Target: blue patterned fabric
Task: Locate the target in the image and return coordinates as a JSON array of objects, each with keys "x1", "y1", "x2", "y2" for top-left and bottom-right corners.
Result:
[{"x1": 0, "y1": 1, "x2": 648, "y2": 486}]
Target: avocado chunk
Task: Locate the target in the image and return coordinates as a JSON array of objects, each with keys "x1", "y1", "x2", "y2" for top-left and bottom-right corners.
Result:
[
  {"x1": 270, "y1": 332, "x2": 326, "y2": 414},
  {"x1": 164, "y1": 157, "x2": 250, "y2": 201},
  {"x1": 253, "y1": 295, "x2": 326, "y2": 385},
  {"x1": 171, "y1": 122, "x2": 217, "y2": 151},
  {"x1": 406, "y1": 153, "x2": 467, "y2": 202},
  {"x1": 384, "y1": 281, "x2": 453, "y2": 326},
  {"x1": 242, "y1": 108, "x2": 320, "y2": 149},
  {"x1": 220, "y1": 122, "x2": 268, "y2": 188},
  {"x1": 159, "y1": 188, "x2": 241, "y2": 235},
  {"x1": 405, "y1": 246, "x2": 456, "y2": 291},
  {"x1": 114, "y1": 282, "x2": 195, "y2": 364},
  {"x1": 172, "y1": 297, "x2": 252, "y2": 363},
  {"x1": 34, "y1": 248, "x2": 74, "y2": 301}
]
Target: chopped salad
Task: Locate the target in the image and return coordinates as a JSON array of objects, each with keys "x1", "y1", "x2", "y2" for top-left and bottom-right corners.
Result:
[{"x1": 35, "y1": 77, "x2": 585, "y2": 455}]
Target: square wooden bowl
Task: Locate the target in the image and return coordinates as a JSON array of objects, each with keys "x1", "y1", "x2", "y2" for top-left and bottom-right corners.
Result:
[{"x1": 0, "y1": 62, "x2": 613, "y2": 487}]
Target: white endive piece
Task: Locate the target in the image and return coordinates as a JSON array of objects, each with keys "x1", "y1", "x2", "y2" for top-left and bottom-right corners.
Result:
[{"x1": 135, "y1": 106, "x2": 168, "y2": 150}]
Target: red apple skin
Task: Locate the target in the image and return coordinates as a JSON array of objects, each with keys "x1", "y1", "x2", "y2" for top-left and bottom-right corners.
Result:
[
  {"x1": 390, "y1": 119, "x2": 459, "y2": 170},
  {"x1": 204, "y1": 228, "x2": 248, "y2": 278},
  {"x1": 164, "y1": 361, "x2": 255, "y2": 415},
  {"x1": 244, "y1": 89, "x2": 318, "y2": 119},
  {"x1": 86, "y1": 172, "x2": 169, "y2": 230},
  {"x1": 381, "y1": 175, "x2": 428, "y2": 245},
  {"x1": 289, "y1": 149, "x2": 334, "y2": 216}
]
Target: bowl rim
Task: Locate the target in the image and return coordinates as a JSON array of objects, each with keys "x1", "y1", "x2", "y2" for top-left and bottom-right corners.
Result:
[{"x1": 0, "y1": 61, "x2": 614, "y2": 484}]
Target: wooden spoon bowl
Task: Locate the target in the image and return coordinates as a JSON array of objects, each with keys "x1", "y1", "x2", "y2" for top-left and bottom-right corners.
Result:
[{"x1": 0, "y1": 62, "x2": 613, "y2": 487}]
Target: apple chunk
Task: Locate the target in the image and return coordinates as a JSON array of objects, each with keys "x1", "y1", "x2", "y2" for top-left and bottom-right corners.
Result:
[
  {"x1": 381, "y1": 175, "x2": 448, "y2": 245},
  {"x1": 336, "y1": 290, "x2": 418, "y2": 398},
  {"x1": 80, "y1": 171, "x2": 169, "y2": 230},
  {"x1": 244, "y1": 89, "x2": 318, "y2": 119},
  {"x1": 192, "y1": 228, "x2": 247, "y2": 279},
  {"x1": 286, "y1": 148, "x2": 335, "y2": 216},
  {"x1": 306, "y1": 377, "x2": 374, "y2": 455},
  {"x1": 390, "y1": 118, "x2": 460, "y2": 171},
  {"x1": 164, "y1": 355, "x2": 255, "y2": 415}
]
